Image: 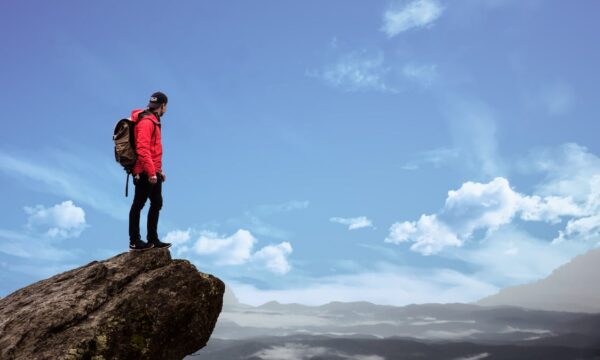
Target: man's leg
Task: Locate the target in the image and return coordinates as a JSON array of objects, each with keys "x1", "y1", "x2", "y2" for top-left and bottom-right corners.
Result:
[
  {"x1": 147, "y1": 174, "x2": 171, "y2": 248},
  {"x1": 129, "y1": 174, "x2": 153, "y2": 250}
]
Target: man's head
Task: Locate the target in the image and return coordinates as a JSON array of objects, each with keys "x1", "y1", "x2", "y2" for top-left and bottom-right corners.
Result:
[{"x1": 148, "y1": 91, "x2": 168, "y2": 117}]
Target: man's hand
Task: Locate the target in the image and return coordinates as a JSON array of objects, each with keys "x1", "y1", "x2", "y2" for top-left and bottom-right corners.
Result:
[{"x1": 149, "y1": 175, "x2": 158, "y2": 184}]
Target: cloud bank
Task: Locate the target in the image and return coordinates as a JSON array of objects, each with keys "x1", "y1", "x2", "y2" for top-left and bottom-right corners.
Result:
[
  {"x1": 166, "y1": 229, "x2": 293, "y2": 274},
  {"x1": 251, "y1": 343, "x2": 385, "y2": 360},
  {"x1": 25, "y1": 200, "x2": 87, "y2": 239},
  {"x1": 389, "y1": 143, "x2": 600, "y2": 260},
  {"x1": 386, "y1": 177, "x2": 585, "y2": 255},
  {"x1": 0, "y1": 200, "x2": 86, "y2": 264},
  {"x1": 229, "y1": 264, "x2": 497, "y2": 306}
]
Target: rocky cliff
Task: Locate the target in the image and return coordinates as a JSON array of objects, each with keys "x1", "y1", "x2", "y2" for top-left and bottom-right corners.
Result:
[{"x1": 0, "y1": 249, "x2": 224, "y2": 360}]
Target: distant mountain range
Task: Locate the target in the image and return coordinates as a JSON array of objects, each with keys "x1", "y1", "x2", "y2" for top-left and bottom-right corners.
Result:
[
  {"x1": 192, "y1": 299, "x2": 600, "y2": 359},
  {"x1": 213, "y1": 298, "x2": 599, "y2": 341},
  {"x1": 478, "y1": 247, "x2": 600, "y2": 313},
  {"x1": 190, "y1": 247, "x2": 600, "y2": 359}
]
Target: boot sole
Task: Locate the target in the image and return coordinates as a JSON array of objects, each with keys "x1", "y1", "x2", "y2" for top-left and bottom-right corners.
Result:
[
  {"x1": 152, "y1": 244, "x2": 172, "y2": 249},
  {"x1": 129, "y1": 244, "x2": 155, "y2": 252}
]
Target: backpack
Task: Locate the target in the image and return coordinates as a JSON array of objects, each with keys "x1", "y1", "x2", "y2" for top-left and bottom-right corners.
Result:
[{"x1": 113, "y1": 112, "x2": 156, "y2": 196}]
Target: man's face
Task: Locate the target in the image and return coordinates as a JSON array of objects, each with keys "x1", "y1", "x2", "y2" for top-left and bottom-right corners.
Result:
[{"x1": 160, "y1": 103, "x2": 167, "y2": 116}]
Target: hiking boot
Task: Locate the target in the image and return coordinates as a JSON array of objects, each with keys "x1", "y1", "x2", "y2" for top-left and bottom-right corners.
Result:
[
  {"x1": 148, "y1": 239, "x2": 171, "y2": 249},
  {"x1": 129, "y1": 239, "x2": 154, "y2": 251}
]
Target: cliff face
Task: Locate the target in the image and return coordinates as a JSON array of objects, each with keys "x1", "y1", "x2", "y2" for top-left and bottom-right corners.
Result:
[{"x1": 0, "y1": 249, "x2": 224, "y2": 360}]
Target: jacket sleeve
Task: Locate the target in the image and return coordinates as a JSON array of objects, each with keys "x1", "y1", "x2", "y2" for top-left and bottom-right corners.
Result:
[{"x1": 135, "y1": 119, "x2": 156, "y2": 177}]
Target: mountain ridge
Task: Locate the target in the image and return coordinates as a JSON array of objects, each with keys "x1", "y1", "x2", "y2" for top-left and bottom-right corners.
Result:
[{"x1": 478, "y1": 246, "x2": 600, "y2": 313}]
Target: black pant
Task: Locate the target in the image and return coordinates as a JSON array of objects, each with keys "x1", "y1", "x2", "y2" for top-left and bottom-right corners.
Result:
[{"x1": 129, "y1": 173, "x2": 163, "y2": 243}]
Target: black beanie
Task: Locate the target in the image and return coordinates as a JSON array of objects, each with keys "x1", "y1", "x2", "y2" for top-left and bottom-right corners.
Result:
[{"x1": 148, "y1": 91, "x2": 168, "y2": 108}]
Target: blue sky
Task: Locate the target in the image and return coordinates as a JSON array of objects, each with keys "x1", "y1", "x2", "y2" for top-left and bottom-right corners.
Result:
[{"x1": 2, "y1": 0, "x2": 600, "y2": 305}]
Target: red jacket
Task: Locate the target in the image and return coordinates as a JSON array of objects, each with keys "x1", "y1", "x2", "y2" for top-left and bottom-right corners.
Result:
[{"x1": 131, "y1": 109, "x2": 162, "y2": 177}]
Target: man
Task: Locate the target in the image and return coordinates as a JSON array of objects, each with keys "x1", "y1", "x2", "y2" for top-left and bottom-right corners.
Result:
[{"x1": 128, "y1": 91, "x2": 172, "y2": 251}]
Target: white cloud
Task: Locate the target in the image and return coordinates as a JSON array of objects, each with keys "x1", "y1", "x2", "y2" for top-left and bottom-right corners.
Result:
[
  {"x1": 251, "y1": 343, "x2": 385, "y2": 360},
  {"x1": 501, "y1": 326, "x2": 552, "y2": 335},
  {"x1": 228, "y1": 265, "x2": 497, "y2": 306},
  {"x1": 387, "y1": 143, "x2": 600, "y2": 291},
  {"x1": 402, "y1": 63, "x2": 437, "y2": 88},
  {"x1": 164, "y1": 229, "x2": 191, "y2": 246},
  {"x1": 330, "y1": 216, "x2": 374, "y2": 230},
  {"x1": 425, "y1": 329, "x2": 483, "y2": 340},
  {"x1": 0, "y1": 202, "x2": 85, "y2": 264},
  {"x1": 521, "y1": 143, "x2": 600, "y2": 202},
  {"x1": 175, "y1": 229, "x2": 294, "y2": 274},
  {"x1": 252, "y1": 343, "x2": 329, "y2": 360},
  {"x1": 519, "y1": 143, "x2": 600, "y2": 242},
  {"x1": 382, "y1": 0, "x2": 444, "y2": 37},
  {"x1": 453, "y1": 353, "x2": 490, "y2": 360},
  {"x1": 252, "y1": 242, "x2": 293, "y2": 275},
  {"x1": 386, "y1": 214, "x2": 461, "y2": 255},
  {"x1": 164, "y1": 229, "x2": 192, "y2": 256},
  {"x1": 311, "y1": 51, "x2": 394, "y2": 93},
  {"x1": 444, "y1": 178, "x2": 522, "y2": 234},
  {"x1": 445, "y1": 178, "x2": 583, "y2": 233},
  {"x1": 555, "y1": 214, "x2": 600, "y2": 244},
  {"x1": 24, "y1": 200, "x2": 87, "y2": 239},
  {"x1": 194, "y1": 229, "x2": 257, "y2": 266},
  {"x1": 387, "y1": 177, "x2": 587, "y2": 255},
  {"x1": 312, "y1": 55, "x2": 442, "y2": 94},
  {"x1": 519, "y1": 195, "x2": 585, "y2": 224}
]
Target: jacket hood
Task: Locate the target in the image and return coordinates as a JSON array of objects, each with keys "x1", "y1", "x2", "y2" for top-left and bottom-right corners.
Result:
[{"x1": 130, "y1": 109, "x2": 159, "y2": 124}]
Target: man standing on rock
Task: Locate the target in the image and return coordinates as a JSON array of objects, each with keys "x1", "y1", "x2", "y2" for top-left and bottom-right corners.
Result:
[{"x1": 128, "y1": 92, "x2": 172, "y2": 251}]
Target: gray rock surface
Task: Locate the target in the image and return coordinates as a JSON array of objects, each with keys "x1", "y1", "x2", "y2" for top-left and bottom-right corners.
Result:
[{"x1": 0, "y1": 249, "x2": 224, "y2": 360}]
